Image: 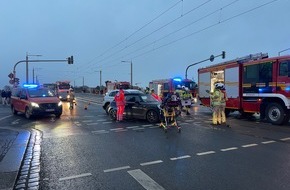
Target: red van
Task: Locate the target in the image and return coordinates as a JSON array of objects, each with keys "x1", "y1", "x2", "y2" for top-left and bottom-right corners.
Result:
[{"x1": 11, "y1": 84, "x2": 63, "y2": 119}]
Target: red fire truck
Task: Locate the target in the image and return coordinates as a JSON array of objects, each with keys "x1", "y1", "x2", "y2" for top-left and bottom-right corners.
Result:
[
  {"x1": 198, "y1": 52, "x2": 290, "y2": 125},
  {"x1": 105, "y1": 81, "x2": 130, "y2": 92},
  {"x1": 149, "y1": 77, "x2": 197, "y2": 100}
]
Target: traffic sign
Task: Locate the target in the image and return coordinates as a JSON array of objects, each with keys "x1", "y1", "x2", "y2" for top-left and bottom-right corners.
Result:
[
  {"x1": 9, "y1": 80, "x2": 14, "y2": 84},
  {"x1": 8, "y1": 73, "x2": 14, "y2": 79}
]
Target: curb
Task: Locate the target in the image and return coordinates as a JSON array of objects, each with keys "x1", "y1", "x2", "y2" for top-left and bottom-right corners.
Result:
[{"x1": 0, "y1": 127, "x2": 31, "y2": 190}]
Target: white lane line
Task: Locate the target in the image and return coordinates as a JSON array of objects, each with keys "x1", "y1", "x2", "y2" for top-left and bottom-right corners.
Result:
[
  {"x1": 128, "y1": 169, "x2": 165, "y2": 190},
  {"x1": 196, "y1": 151, "x2": 216, "y2": 156},
  {"x1": 149, "y1": 126, "x2": 159, "y2": 129},
  {"x1": 104, "y1": 166, "x2": 130, "y2": 173},
  {"x1": 91, "y1": 130, "x2": 109, "y2": 134},
  {"x1": 280, "y1": 137, "x2": 290, "y2": 141},
  {"x1": 241, "y1": 144, "x2": 258, "y2": 148},
  {"x1": 86, "y1": 122, "x2": 99, "y2": 126},
  {"x1": 170, "y1": 155, "x2": 191, "y2": 161},
  {"x1": 140, "y1": 160, "x2": 163, "y2": 166},
  {"x1": 114, "y1": 129, "x2": 128, "y2": 132},
  {"x1": 126, "y1": 126, "x2": 140, "y2": 129},
  {"x1": 110, "y1": 128, "x2": 125, "y2": 131},
  {"x1": 82, "y1": 120, "x2": 93, "y2": 123},
  {"x1": 59, "y1": 173, "x2": 92, "y2": 181},
  {"x1": 220, "y1": 147, "x2": 238, "y2": 152},
  {"x1": 0, "y1": 115, "x2": 13, "y2": 121},
  {"x1": 97, "y1": 119, "x2": 107, "y2": 122},
  {"x1": 261, "y1": 140, "x2": 276, "y2": 144},
  {"x1": 142, "y1": 124, "x2": 153, "y2": 127},
  {"x1": 103, "y1": 121, "x2": 113, "y2": 124}
]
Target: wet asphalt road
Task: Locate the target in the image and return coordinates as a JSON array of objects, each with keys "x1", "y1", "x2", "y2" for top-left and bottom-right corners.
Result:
[{"x1": 2, "y1": 93, "x2": 290, "y2": 190}]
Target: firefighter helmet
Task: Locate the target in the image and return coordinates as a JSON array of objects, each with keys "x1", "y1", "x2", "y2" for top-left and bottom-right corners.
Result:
[{"x1": 214, "y1": 82, "x2": 224, "y2": 90}]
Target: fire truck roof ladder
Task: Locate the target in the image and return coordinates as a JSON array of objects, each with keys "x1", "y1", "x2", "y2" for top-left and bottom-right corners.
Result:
[{"x1": 236, "y1": 52, "x2": 268, "y2": 64}]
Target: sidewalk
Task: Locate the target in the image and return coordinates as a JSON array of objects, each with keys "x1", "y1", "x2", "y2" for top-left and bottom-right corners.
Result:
[{"x1": 0, "y1": 105, "x2": 30, "y2": 190}]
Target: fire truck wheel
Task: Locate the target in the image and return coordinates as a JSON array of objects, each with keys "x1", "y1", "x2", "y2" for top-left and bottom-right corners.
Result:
[{"x1": 265, "y1": 103, "x2": 287, "y2": 125}]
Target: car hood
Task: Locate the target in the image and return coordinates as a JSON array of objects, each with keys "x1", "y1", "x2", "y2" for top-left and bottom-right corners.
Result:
[{"x1": 29, "y1": 97, "x2": 60, "y2": 103}]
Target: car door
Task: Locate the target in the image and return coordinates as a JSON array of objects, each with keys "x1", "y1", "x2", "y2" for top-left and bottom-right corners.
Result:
[{"x1": 125, "y1": 95, "x2": 145, "y2": 119}]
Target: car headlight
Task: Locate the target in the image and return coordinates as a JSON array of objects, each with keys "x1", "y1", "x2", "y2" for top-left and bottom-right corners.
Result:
[
  {"x1": 59, "y1": 95, "x2": 62, "y2": 99},
  {"x1": 31, "y1": 102, "x2": 39, "y2": 108},
  {"x1": 67, "y1": 95, "x2": 70, "y2": 99},
  {"x1": 58, "y1": 101, "x2": 62, "y2": 106}
]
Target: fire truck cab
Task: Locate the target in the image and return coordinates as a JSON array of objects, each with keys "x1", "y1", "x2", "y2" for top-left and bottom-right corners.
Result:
[{"x1": 198, "y1": 53, "x2": 290, "y2": 125}]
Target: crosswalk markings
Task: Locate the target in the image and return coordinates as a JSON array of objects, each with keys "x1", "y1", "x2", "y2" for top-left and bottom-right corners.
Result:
[{"x1": 127, "y1": 169, "x2": 165, "y2": 190}]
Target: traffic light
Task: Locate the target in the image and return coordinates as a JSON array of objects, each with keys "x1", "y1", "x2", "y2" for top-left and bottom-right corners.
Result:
[
  {"x1": 14, "y1": 78, "x2": 20, "y2": 85},
  {"x1": 222, "y1": 51, "x2": 226, "y2": 59},
  {"x1": 68, "y1": 56, "x2": 74, "y2": 64}
]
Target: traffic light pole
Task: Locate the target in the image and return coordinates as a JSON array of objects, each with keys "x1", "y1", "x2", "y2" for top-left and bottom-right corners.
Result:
[
  {"x1": 13, "y1": 58, "x2": 73, "y2": 87},
  {"x1": 185, "y1": 51, "x2": 225, "y2": 79}
]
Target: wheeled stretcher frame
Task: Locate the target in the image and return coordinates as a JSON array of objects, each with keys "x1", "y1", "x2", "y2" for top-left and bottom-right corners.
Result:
[{"x1": 159, "y1": 101, "x2": 181, "y2": 133}]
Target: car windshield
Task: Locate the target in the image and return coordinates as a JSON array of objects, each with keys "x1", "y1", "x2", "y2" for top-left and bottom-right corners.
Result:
[
  {"x1": 28, "y1": 88, "x2": 56, "y2": 98},
  {"x1": 140, "y1": 94, "x2": 158, "y2": 102}
]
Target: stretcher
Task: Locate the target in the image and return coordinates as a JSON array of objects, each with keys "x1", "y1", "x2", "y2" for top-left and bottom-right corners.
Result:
[{"x1": 159, "y1": 100, "x2": 181, "y2": 133}]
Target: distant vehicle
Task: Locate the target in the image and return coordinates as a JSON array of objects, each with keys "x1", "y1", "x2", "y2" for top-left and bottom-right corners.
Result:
[
  {"x1": 108, "y1": 92, "x2": 161, "y2": 123},
  {"x1": 105, "y1": 81, "x2": 130, "y2": 92},
  {"x1": 102, "y1": 89, "x2": 143, "y2": 114},
  {"x1": 149, "y1": 77, "x2": 197, "y2": 102},
  {"x1": 42, "y1": 83, "x2": 57, "y2": 92},
  {"x1": 10, "y1": 84, "x2": 62, "y2": 119},
  {"x1": 198, "y1": 52, "x2": 290, "y2": 125},
  {"x1": 56, "y1": 81, "x2": 71, "y2": 101}
]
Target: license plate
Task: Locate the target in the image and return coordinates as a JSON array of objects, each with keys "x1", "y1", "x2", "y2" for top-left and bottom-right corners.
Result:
[{"x1": 46, "y1": 109, "x2": 55, "y2": 112}]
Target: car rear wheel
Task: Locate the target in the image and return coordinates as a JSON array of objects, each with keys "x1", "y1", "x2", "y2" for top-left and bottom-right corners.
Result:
[
  {"x1": 25, "y1": 107, "x2": 32, "y2": 119},
  {"x1": 146, "y1": 110, "x2": 159, "y2": 123},
  {"x1": 109, "y1": 109, "x2": 117, "y2": 120}
]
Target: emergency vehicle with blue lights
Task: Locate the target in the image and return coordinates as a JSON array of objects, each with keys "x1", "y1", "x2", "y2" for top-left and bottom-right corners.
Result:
[
  {"x1": 10, "y1": 84, "x2": 63, "y2": 119},
  {"x1": 56, "y1": 81, "x2": 71, "y2": 101},
  {"x1": 149, "y1": 77, "x2": 197, "y2": 100},
  {"x1": 198, "y1": 53, "x2": 290, "y2": 125}
]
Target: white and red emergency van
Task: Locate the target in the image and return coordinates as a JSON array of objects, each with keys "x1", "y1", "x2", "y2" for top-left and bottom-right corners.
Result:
[{"x1": 198, "y1": 53, "x2": 290, "y2": 125}]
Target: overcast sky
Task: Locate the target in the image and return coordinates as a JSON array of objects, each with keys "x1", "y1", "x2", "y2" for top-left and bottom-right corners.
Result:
[{"x1": 1, "y1": 0, "x2": 289, "y2": 89}]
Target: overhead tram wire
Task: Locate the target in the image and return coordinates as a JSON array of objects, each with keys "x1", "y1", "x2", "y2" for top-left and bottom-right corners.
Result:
[
  {"x1": 96, "y1": 0, "x2": 238, "y2": 68},
  {"x1": 131, "y1": 0, "x2": 279, "y2": 59},
  {"x1": 80, "y1": 0, "x2": 183, "y2": 71},
  {"x1": 95, "y1": 0, "x2": 213, "y2": 68}
]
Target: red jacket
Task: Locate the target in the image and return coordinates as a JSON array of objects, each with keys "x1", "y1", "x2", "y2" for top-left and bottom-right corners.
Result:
[{"x1": 114, "y1": 89, "x2": 125, "y2": 106}]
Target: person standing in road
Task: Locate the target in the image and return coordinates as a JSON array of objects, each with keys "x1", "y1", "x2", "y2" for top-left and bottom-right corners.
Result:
[
  {"x1": 210, "y1": 83, "x2": 223, "y2": 125},
  {"x1": 114, "y1": 88, "x2": 125, "y2": 121},
  {"x1": 68, "y1": 88, "x2": 75, "y2": 109},
  {"x1": 150, "y1": 89, "x2": 161, "y2": 102},
  {"x1": 1, "y1": 90, "x2": 6, "y2": 105},
  {"x1": 181, "y1": 87, "x2": 193, "y2": 115}
]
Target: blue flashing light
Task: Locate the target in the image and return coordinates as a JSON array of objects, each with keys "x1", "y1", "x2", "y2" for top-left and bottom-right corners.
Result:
[
  {"x1": 258, "y1": 88, "x2": 263, "y2": 93},
  {"x1": 23, "y1": 84, "x2": 38, "y2": 88},
  {"x1": 285, "y1": 86, "x2": 290, "y2": 92},
  {"x1": 173, "y1": 77, "x2": 182, "y2": 82}
]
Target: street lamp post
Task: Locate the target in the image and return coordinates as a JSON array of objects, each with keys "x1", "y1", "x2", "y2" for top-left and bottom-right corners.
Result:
[
  {"x1": 278, "y1": 48, "x2": 290, "y2": 56},
  {"x1": 121, "y1": 60, "x2": 133, "y2": 88},
  {"x1": 95, "y1": 70, "x2": 102, "y2": 89},
  {"x1": 26, "y1": 53, "x2": 42, "y2": 83}
]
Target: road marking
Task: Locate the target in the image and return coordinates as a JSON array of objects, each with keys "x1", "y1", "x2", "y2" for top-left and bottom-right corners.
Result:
[
  {"x1": 102, "y1": 121, "x2": 113, "y2": 124},
  {"x1": 114, "y1": 129, "x2": 128, "y2": 132},
  {"x1": 261, "y1": 140, "x2": 276, "y2": 144},
  {"x1": 12, "y1": 119, "x2": 20, "y2": 124},
  {"x1": 220, "y1": 147, "x2": 238, "y2": 152},
  {"x1": 82, "y1": 120, "x2": 93, "y2": 123},
  {"x1": 97, "y1": 119, "x2": 107, "y2": 122},
  {"x1": 0, "y1": 115, "x2": 13, "y2": 121},
  {"x1": 149, "y1": 126, "x2": 159, "y2": 129},
  {"x1": 280, "y1": 137, "x2": 290, "y2": 141},
  {"x1": 170, "y1": 155, "x2": 191, "y2": 160},
  {"x1": 126, "y1": 126, "x2": 140, "y2": 129},
  {"x1": 128, "y1": 169, "x2": 165, "y2": 190},
  {"x1": 91, "y1": 130, "x2": 109, "y2": 134},
  {"x1": 196, "y1": 151, "x2": 215, "y2": 156},
  {"x1": 86, "y1": 122, "x2": 99, "y2": 125},
  {"x1": 110, "y1": 128, "x2": 125, "y2": 131},
  {"x1": 140, "y1": 160, "x2": 163, "y2": 166},
  {"x1": 241, "y1": 143, "x2": 258, "y2": 148},
  {"x1": 133, "y1": 128, "x2": 144, "y2": 130},
  {"x1": 142, "y1": 124, "x2": 153, "y2": 127},
  {"x1": 104, "y1": 166, "x2": 130, "y2": 173},
  {"x1": 59, "y1": 173, "x2": 92, "y2": 181}
]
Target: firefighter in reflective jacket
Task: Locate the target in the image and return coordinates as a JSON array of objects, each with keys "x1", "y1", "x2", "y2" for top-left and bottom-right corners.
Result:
[
  {"x1": 220, "y1": 85, "x2": 228, "y2": 124},
  {"x1": 210, "y1": 83, "x2": 223, "y2": 125},
  {"x1": 180, "y1": 87, "x2": 192, "y2": 115}
]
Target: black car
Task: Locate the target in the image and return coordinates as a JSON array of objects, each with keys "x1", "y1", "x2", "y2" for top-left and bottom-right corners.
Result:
[{"x1": 108, "y1": 92, "x2": 161, "y2": 123}]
